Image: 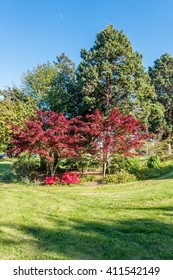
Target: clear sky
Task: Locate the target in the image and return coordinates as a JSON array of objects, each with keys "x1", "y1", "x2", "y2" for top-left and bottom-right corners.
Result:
[{"x1": 0, "y1": 0, "x2": 173, "y2": 89}]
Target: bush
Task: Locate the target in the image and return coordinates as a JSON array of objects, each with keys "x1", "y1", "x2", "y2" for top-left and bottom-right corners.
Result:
[
  {"x1": 80, "y1": 174, "x2": 97, "y2": 183},
  {"x1": 124, "y1": 157, "x2": 141, "y2": 174},
  {"x1": 147, "y1": 155, "x2": 160, "y2": 168},
  {"x1": 110, "y1": 155, "x2": 142, "y2": 175},
  {"x1": 64, "y1": 155, "x2": 100, "y2": 173},
  {"x1": 109, "y1": 154, "x2": 126, "y2": 173},
  {"x1": 151, "y1": 140, "x2": 169, "y2": 157},
  {"x1": 45, "y1": 176, "x2": 58, "y2": 185},
  {"x1": 61, "y1": 172, "x2": 80, "y2": 184},
  {"x1": 13, "y1": 153, "x2": 40, "y2": 181},
  {"x1": 100, "y1": 170, "x2": 137, "y2": 184},
  {"x1": 135, "y1": 168, "x2": 162, "y2": 180}
]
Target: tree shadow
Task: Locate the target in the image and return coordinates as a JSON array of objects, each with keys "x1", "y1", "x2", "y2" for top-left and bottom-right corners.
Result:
[
  {"x1": 1, "y1": 217, "x2": 173, "y2": 259},
  {"x1": 154, "y1": 167, "x2": 173, "y2": 180},
  {"x1": 119, "y1": 206, "x2": 173, "y2": 216}
]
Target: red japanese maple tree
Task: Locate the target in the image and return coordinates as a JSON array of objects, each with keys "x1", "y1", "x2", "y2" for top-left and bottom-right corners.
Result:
[
  {"x1": 10, "y1": 108, "x2": 148, "y2": 178},
  {"x1": 10, "y1": 110, "x2": 90, "y2": 176},
  {"x1": 86, "y1": 108, "x2": 148, "y2": 176}
]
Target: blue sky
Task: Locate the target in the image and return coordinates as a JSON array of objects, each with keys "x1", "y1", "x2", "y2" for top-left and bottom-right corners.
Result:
[{"x1": 0, "y1": 0, "x2": 173, "y2": 89}]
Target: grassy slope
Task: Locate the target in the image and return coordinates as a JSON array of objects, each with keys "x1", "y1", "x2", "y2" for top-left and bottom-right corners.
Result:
[{"x1": 1, "y1": 175, "x2": 173, "y2": 260}]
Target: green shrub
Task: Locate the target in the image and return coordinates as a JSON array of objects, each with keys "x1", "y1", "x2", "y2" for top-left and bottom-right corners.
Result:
[
  {"x1": 62, "y1": 155, "x2": 100, "y2": 173},
  {"x1": 136, "y1": 168, "x2": 161, "y2": 180},
  {"x1": 147, "y1": 155, "x2": 160, "y2": 168},
  {"x1": 80, "y1": 174, "x2": 97, "y2": 183},
  {"x1": 151, "y1": 140, "x2": 169, "y2": 157},
  {"x1": 20, "y1": 176, "x2": 42, "y2": 186},
  {"x1": 109, "y1": 154, "x2": 126, "y2": 173},
  {"x1": 13, "y1": 153, "x2": 40, "y2": 181},
  {"x1": 100, "y1": 170, "x2": 137, "y2": 184},
  {"x1": 124, "y1": 157, "x2": 141, "y2": 174},
  {"x1": 110, "y1": 155, "x2": 143, "y2": 174}
]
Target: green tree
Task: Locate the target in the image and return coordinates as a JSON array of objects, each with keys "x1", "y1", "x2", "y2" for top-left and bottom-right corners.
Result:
[
  {"x1": 21, "y1": 61, "x2": 58, "y2": 110},
  {"x1": 50, "y1": 53, "x2": 80, "y2": 117},
  {"x1": 148, "y1": 53, "x2": 173, "y2": 153},
  {"x1": 0, "y1": 87, "x2": 34, "y2": 151},
  {"x1": 22, "y1": 54, "x2": 80, "y2": 117},
  {"x1": 77, "y1": 25, "x2": 162, "y2": 129}
]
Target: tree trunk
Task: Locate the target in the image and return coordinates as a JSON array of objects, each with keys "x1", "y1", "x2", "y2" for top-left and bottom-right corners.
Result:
[
  {"x1": 102, "y1": 162, "x2": 107, "y2": 177},
  {"x1": 106, "y1": 160, "x2": 110, "y2": 174},
  {"x1": 81, "y1": 166, "x2": 84, "y2": 175},
  {"x1": 146, "y1": 143, "x2": 149, "y2": 156},
  {"x1": 145, "y1": 126, "x2": 149, "y2": 156},
  {"x1": 168, "y1": 140, "x2": 172, "y2": 155},
  {"x1": 105, "y1": 76, "x2": 112, "y2": 115}
]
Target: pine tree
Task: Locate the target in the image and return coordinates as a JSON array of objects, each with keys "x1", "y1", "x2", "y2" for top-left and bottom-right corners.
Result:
[
  {"x1": 77, "y1": 25, "x2": 161, "y2": 129},
  {"x1": 149, "y1": 53, "x2": 173, "y2": 153}
]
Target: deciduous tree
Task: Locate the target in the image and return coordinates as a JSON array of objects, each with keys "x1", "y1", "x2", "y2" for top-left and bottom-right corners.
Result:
[
  {"x1": 86, "y1": 108, "x2": 148, "y2": 176},
  {"x1": 10, "y1": 110, "x2": 91, "y2": 176},
  {"x1": 22, "y1": 54, "x2": 80, "y2": 117},
  {"x1": 21, "y1": 61, "x2": 58, "y2": 110},
  {"x1": 0, "y1": 87, "x2": 34, "y2": 151},
  {"x1": 10, "y1": 108, "x2": 148, "y2": 177}
]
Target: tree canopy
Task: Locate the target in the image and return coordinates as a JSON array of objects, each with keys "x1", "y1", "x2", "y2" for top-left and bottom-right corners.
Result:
[
  {"x1": 149, "y1": 53, "x2": 173, "y2": 139},
  {"x1": 0, "y1": 87, "x2": 34, "y2": 151},
  {"x1": 1, "y1": 24, "x2": 172, "y2": 160},
  {"x1": 10, "y1": 110, "x2": 92, "y2": 176},
  {"x1": 21, "y1": 53, "x2": 80, "y2": 117},
  {"x1": 86, "y1": 108, "x2": 148, "y2": 176},
  {"x1": 77, "y1": 25, "x2": 161, "y2": 129}
]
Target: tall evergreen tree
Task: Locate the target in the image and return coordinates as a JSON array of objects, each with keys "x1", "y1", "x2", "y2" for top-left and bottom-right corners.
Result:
[
  {"x1": 77, "y1": 25, "x2": 162, "y2": 129},
  {"x1": 149, "y1": 53, "x2": 173, "y2": 153},
  {"x1": 51, "y1": 53, "x2": 80, "y2": 117},
  {"x1": 149, "y1": 53, "x2": 173, "y2": 136}
]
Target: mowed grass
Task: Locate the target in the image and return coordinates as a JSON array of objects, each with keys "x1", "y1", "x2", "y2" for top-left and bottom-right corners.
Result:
[
  {"x1": 0, "y1": 162, "x2": 173, "y2": 259},
  {"x1": 1, "y1": 181, "x2": 173, "y2": 260}
]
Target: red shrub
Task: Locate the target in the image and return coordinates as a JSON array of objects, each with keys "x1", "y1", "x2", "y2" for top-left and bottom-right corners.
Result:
[
  {"x1": 45, "y1": 176, "x2": 58, "y2": 185},
  {"x1": 61, "y1": 173, "x2": 80, "y2": 185}
]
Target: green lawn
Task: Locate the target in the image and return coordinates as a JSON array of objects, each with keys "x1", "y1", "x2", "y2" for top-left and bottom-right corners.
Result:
[{"x1": 1, "y1": 171, "x2": 173, "y2": 259}]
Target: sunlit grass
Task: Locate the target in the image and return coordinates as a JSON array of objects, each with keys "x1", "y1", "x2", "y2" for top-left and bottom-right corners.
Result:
[{"x1": 0, "y1": 176, "x2": 173, "y2": 259}]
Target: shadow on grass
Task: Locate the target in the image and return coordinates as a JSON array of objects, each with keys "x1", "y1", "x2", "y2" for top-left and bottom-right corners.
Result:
[
  {"x1": 1, "y1": 217, "x2": 173, "y2": 259},
  {"x1": 119, "y1": 206, "x2": 173, "y2": 216},
  {"x1": 0, "y1": 162, "x2": 12, "y2": 176},
  {"x1": 153, "y1": 164, "x2": 173, "y2": 180},
  {"x1": 156, "y1": 170, "x2": 173, "y2": 180}
]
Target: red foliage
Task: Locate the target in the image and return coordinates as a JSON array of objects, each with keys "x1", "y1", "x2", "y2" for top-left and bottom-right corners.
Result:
[
  {"x1": 61, "y1": 173, "x2": 80, "y2": 184},
  {"x1": 45, "y1": 176, "x2": 58, "y2": 185},
  {"x1": 10, "y1": 108, "x2": 148, "y2": 177},
  {"x1": 10, "y1": 110, "x2": 90, "y2": 176},
  {"x1": 86, "y1": 108, "x2": 149, "y2": 175}
]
